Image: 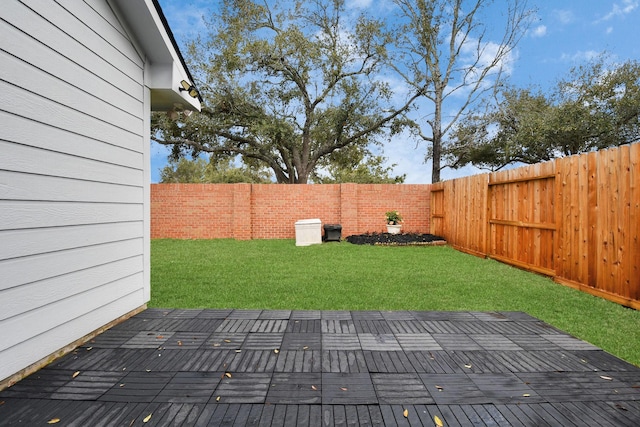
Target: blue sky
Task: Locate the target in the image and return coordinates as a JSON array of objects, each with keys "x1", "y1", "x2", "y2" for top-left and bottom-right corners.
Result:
[{"x1": 153, "y1": 0, "x2": 640, "y2": 183}]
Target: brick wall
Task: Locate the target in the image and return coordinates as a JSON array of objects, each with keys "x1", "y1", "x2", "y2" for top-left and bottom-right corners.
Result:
[{"x1": 151, "y1": 183, "x2": 432, "y2": 240}]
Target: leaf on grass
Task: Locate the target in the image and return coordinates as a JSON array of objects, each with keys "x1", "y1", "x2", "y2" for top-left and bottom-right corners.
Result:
[
  {"x1": 403, "y1": 408, "x2": 409, "y2": 418},
  {"x1": 600, "y1": 375, "x2": 613, "y2": 381},
  {"x1": 224, "y1": 372, "x2": 232, "y2": 378},
  {"x1": 143, "y1": 413, "x2": 152, "y2": 423},
  {"x1": 72, "y1": 371, "x2": 80, "y2": 379},
  {"x1": 47, "y1": 419, "x2": 60, "y2": 424},
  {"x1": 434, "y1": 415, "x2": 444, "y2": 426}
]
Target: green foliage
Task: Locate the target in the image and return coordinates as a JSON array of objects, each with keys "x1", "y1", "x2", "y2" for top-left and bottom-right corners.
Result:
[
  {"x1": 150, "y1": 239, "x2": 640, "y2": 366},
  {"x1": 159, "y1": 157, "x2": 272, "y2": 183},
  {"x1": 152, "y1": 0, "x2": 419, "y2": 183},
  {"x1": 445, "y1": 57, "x2": 640, "y2": 171},
  {"x1": 385, "y1": 210, "x2": 402, "y2": 224},
  {"x1": 312, "y1": 146, "x2": 405, "y2": 183}
]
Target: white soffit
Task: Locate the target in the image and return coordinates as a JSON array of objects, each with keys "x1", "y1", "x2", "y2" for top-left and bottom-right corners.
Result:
[{"x1": 111, "y1": 0, "x2": 201, "y2": 112}]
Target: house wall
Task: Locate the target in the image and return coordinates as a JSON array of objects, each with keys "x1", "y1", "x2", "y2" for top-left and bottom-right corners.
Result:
[
  {"x1": 0, "y1": 0, "x2": 150, "y2": 383},
  {"x1": 151, "y1": 183, "x2": 432, "y2": 239}
]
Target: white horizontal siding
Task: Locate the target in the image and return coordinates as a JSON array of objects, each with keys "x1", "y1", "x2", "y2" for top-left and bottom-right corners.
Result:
[
  {"x1": 54, "y1": 0, "x2": 144, "y2": 68},
  {"x1": 0, "y1": 142, "x2": 143, "y2": 187},
  {"x1": 0, "y1": 17, "x2": 142, "y2": 118},
  {"x1": 0, "y1": 256, "x2": 143, "y2": 322},
  {"x1": 0, "y1": 287, "x2": 145, "y2": 380},
  {"x1": 0, "y1": 0, "x2": 151, "y2": 382},
  {"x1": 0, "y1": 171, "x2": 143, "y2": 204},
  {"x1": 0, "y1": 49, "x2": 142, "y2": 133},
  {"x1": 0, "y1": 222, "x2": 143, "y2": 261},
  {"x1": 0, "y1": 238, "x2": 144, "y2": 292},
  {"x1": 3, "y1": 1, "x2": 143, "y2": 97},
  {"x1": 0, "y1": 111, "x2": 143, "y2": 169},
  {"x1": 0, "y1": 201, "x2": 142, "y2": 231},
  {"x1": 0, "y1": 82, "x2": 142, "y2": 152}
]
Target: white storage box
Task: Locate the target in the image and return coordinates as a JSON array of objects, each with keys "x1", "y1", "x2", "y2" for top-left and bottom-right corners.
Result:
[{"x1": 295, "y1": 218, "x2": 322, "y2": 246}]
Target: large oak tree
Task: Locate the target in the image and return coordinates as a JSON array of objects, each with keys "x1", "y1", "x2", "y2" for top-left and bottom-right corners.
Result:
[{"x1": 152, "y1": 0, "x2": 420, "y2": 183}]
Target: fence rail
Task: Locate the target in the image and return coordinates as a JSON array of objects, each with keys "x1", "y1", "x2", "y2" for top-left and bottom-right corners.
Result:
[{"x1": 431, "y1": 143, "x2": 640, "y2": 310}]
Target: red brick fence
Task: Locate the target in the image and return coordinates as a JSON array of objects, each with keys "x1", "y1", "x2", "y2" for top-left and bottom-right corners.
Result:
[{"x1": 151, "y1": 183, "x2": 432, "y2": 240}]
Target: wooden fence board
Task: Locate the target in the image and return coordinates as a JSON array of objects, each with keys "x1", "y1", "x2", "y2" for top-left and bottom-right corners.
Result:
[
  {"x1": 587, "y1": 152, "x2": 598, "y2": 290},
  {"x1": 631, "y1": 144, "x2": 640, "y2": 302},
  {"x1": 432, "y1": 143, "x2": 640, "y2": 309}
]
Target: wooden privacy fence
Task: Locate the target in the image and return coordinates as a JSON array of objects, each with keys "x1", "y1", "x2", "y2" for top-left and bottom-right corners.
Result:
[{"x1": 431, "y1": 143, "x2": 640, "y2": 310}]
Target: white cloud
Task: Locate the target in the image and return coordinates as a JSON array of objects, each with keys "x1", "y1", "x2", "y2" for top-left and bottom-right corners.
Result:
[
  {"x1": 599, "y1": 0, "x2": 638, "y2": 21},
  {"x1": 347, "y1": 0, "x2": 373, "y2": 8},
  {"x1": 553, "y1": 9, "x2": 575, "y2": 25},
  {"x1": 531, "y1": 25, "x2": 547, "y2": 38},
  {"x1": 560, "y1": 50, "x2": 601, "y2": 63}
]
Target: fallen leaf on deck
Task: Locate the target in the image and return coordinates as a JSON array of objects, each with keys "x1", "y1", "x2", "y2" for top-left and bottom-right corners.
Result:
[
  {"x1": 72, "y1": 371, "x2": 80, "y2": 379},
  {"x1": 156, "y1": 335, "x2": 164, "y2": 339},
  {"x1": 216, "y1": 396, "x2": 221, "y2": 402},
  {"x1": 403, "y1": 409, "x2": 409, "y2": 418},
  {"x1": 522, "y1": 393, "x2": 530, "y2": 397},
  {"x1": 435, "y1": 385, "x2": 443, "y2": 391},
  {"x1": 143, "y1": 413, "x2": 152, "y2": 423},
  {"x1": 235, "y1": 349, "x2": 242, "y2": 353},
  {"x1": 224, "y1": 372, "x2": 232, "y2": 378},
  {"x1": 311, "y1": 385, "x2": 317, "y2": 390},
  {"x1": 224, "y1": 339, "x2": 231, "y2": 343},
  {"x1": 464, "y1": 364, "x2": 472, "y2": 369},
  {"x1": 600, "y1": 375, "x2": 613, "y2": 381},
  {"x1": 340, "y1": 387, "x2": 348, "y2": 391},
  {"x1": 177, "y1": 341, "x2": 182, "y2": 346},
  {"x1": 47, "y1": 419, "x2": 60, "y2": 424},
  {"x1": 274, "y1": 349, "x2": 279, "y2": 354},
  {"x1": 434, "y1": 415, "x2": 444, "y2": 426},
  {"x1": 86, "y1": 347, "x2": 93, "y2": 351},
  {"x1": 303, "y1": 346, "x2": 309, "y2": 350},
  {"x1": 614, "y1": 403, "x2": 628, "y2": 411}
]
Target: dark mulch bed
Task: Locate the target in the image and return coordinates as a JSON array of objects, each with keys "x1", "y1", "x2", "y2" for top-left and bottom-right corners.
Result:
[{"x1": 345, "y1": 232, "x2": 447, "y2": 246}]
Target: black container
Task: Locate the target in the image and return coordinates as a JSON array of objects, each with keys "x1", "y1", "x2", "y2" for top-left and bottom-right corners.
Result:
[{"x1": 323, "y1": 224, "x2": 342, "y2": 242}]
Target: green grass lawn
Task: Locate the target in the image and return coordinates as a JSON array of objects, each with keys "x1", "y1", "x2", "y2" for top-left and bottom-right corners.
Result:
[{"x1": 151, "y1": 239, "x2": 640, "y2": 366}]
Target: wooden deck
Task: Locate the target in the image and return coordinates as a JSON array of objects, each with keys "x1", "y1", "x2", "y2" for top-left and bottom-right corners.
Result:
[{"x1": 1, "y1": 309, "x2": 639, "y2": 426}]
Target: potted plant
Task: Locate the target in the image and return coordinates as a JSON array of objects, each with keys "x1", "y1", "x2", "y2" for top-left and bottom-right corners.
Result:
[{"x1": 385, "y1": 210, "x2": 402, "y2": 234}]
